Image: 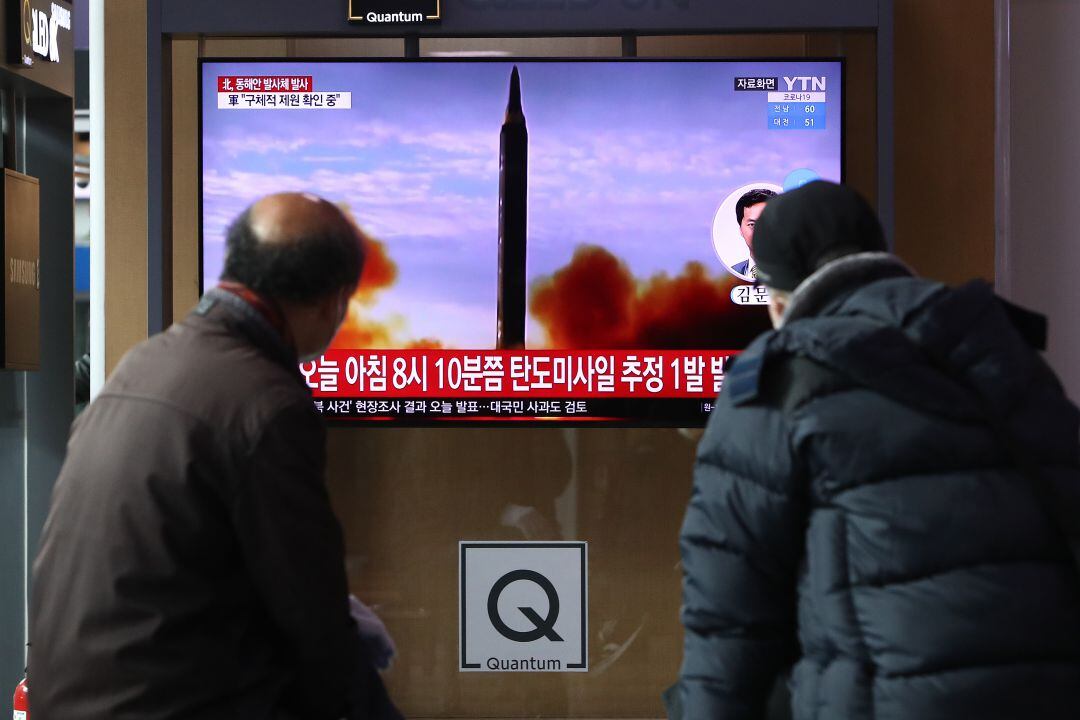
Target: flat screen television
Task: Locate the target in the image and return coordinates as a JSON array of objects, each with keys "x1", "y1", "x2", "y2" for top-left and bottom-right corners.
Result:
[{"x1": 200, "y1": 58, "x2": 844, "y2": 425}]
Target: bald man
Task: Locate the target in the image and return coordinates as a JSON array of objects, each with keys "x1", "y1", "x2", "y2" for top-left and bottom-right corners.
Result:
[{"x1": 29, "y1": 194, "x2": 400, "y2": 720}]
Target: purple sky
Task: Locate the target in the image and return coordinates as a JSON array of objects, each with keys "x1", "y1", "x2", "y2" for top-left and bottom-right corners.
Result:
[
  {"x1": 202, "y1": 60, "x2": 842, "y2": 348},
  {"x1": 74, "y1": 0, "x2": 87, "y2": 49}
]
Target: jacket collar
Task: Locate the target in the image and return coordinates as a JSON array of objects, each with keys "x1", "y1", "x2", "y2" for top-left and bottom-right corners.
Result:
[
  {"x1": 779, "y1": 252, "x2": 915, "y2": 327},
  {"x1": 197, "y1": 287, "x2": 299, "y2": 369}
]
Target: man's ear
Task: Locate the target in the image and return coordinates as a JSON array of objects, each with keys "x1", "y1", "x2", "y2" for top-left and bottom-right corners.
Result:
[
  {"x1": 318, "y1": 289, "x2": 341, "y2": 320},
  {"x1": 767, "y1": 291, "x2": 788, "y2": 329}
]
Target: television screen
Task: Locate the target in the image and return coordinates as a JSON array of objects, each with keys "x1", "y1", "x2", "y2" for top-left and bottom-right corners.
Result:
[{"x1": 201, "y1": 59, "x2": 843, "y2": 425}]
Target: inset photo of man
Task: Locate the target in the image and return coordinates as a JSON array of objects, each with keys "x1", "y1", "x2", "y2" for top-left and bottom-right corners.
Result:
[{"x1": 711, "y1": 184, "x2": 780, "y2": 282}]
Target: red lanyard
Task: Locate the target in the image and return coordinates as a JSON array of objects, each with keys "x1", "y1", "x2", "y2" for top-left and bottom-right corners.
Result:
[{"x1": 216, "y1": 281, "x2": 297, "y2": 355}]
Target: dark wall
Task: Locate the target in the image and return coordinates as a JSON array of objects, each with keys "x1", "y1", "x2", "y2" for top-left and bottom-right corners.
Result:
[
  {"x1": 25, "y1": 93, "x2": 75, "y2": 584},
  {"x1": 894, "y1": 0, "x2": 994, "y2": 284},
  {"x1": 0, "y1": 370, "x2": 27, "y2": 690},
  {"x1": 0, "y1": 85, "x2": 74, "y2": 692},
  {"x1": 161, "y1": 0, "x2": 879, "y2": 35}
]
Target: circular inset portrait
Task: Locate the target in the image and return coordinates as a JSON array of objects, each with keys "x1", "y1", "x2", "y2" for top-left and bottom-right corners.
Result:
[{"x1": 711, "y1": 182, "x2": 783, "y2": 282}]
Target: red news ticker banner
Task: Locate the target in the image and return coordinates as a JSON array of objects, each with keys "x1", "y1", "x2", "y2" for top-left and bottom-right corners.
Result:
[
  {"x1": 217, "y1": 76, "x2": 314, "y2": 93},
  {"x1": 302, "y1": 349, "x2": 740, "y2": 400}
]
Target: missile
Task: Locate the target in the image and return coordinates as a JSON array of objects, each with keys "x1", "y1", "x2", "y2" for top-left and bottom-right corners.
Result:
[{"x1": 497, "y1": 66, "x2": 528, "y2": 349}]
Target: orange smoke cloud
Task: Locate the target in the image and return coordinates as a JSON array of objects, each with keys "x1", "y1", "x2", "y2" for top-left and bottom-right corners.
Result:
[
  {"x1": 530, "y1": 246, "x2": 634, "y2": 348},
  {"x1": 354, "y1": 232, "x2": 397, "y2": 304},
  {"x1": 406, "y1": 338, "x2": 444, "y2": 350},
  {"x1": 530, "y1": 245, "x2": 771, "y2": 350},
  {"x1": 329, "y1": 312, "x2": 395, "y2": 349},
  {"x1": 328, "y1": 221, "x2": 443, "y2": 350}
]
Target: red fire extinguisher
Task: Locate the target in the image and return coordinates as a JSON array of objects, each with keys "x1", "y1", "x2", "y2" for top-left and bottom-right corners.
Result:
[{"x1": 12, "y1": 675, "x2": 28, "y2": 719}]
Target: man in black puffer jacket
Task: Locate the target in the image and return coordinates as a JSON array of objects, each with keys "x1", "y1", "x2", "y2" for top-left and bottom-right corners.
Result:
[{"x1": 673, "y1": 181, "x2": 1080, "y2": 720}]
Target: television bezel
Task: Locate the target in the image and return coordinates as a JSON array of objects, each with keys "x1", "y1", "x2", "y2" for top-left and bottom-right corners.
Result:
[{"x1": 197, "y1": 56, "x2": 847, "y2": 427}]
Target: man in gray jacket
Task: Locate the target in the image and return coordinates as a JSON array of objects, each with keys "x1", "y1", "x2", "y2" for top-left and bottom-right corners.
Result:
[{"x1": 29, "y1": 193, "x2": 399, "y2": 719}]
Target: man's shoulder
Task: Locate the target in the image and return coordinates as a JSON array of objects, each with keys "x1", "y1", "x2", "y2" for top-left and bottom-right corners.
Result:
[
  {"x1": 721, "y1": 332, "x2": 772, "y2": 406},
  {"x1": 698, "y1": 340, "x2": 807, "y2": 490},
  {"x1": 719, "y1": 328, "x2": 853, "y2": 417},
  {"x1": 104, "y1": 315, "x2": 311, "y2": 437}
]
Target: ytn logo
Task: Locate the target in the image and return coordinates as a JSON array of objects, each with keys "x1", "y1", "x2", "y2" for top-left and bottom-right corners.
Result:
[{"x1": 783, "y1": 76, "x2": 827, "y2": 92}]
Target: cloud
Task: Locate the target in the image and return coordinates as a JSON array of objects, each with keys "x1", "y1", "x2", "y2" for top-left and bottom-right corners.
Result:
[
  {"x1": 202, "y1": 167, "x2": 496, "y2": 244},
  {"x1": 210, "y1": 134, "x2": 312, "y2": 157},
  {"x1": 301, "y1": 155, "x2": 365, "y2": 164},
  {"x1": 422, "y1": 156, "x2": 499, "y2": 180},
  {"x1": 343, "y1": 121, "x2": 498, "y2": 157},
  {"x1": 329, "y1": 234, "x2": 451, "y2": 350},
  {"x1": 530, "y1": 244, "x2": 770, "y2": 350},
  {"x1": 534, "y1": 126, "x2": 836, "y2": 193},
  {"x1": 203, "y1": 169, "x2": 311, "y2": 200}
]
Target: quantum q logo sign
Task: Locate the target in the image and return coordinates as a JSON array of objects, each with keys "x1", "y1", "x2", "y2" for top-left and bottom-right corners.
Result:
[
  {"x1": 9, "y1": 258, "x2": 39, "y2": 290},
  {"x1": 460, "y1": 541, "x2": 587, "y2": 673},
  {"x1": 487, "y1": 570, "x2": 564, "y2": 643}
]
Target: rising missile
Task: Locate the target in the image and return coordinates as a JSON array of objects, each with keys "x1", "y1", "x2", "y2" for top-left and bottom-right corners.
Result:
[{"x1": 497, "y1": 66, "x2": 528, "y2": 349}]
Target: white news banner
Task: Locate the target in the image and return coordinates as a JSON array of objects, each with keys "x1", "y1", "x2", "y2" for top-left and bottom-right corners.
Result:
[
  {"x1": 216, "y1": 92, "x2": 352, "y2": 110},
  {"x1": 767, "y1": 92, "x2": 827, "y2": 103},
  {"x1": 459, "y1": 541, "x2": 588, "y2": 672}
]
